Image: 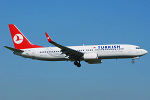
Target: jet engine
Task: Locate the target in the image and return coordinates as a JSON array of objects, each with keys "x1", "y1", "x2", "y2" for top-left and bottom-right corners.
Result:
[{"x1": 83, "y1": 53, "x2": 102, "y2": 64}]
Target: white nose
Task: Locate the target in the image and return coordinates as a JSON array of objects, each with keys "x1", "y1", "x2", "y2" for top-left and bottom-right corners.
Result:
[{"x1": 143, "y1": 50, "x2": 148, "y2": 55}]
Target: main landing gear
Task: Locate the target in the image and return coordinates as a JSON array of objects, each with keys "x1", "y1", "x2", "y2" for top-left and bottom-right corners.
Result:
[{"x1": 74, "y1": 60, "x2": 81, "y2": 67}]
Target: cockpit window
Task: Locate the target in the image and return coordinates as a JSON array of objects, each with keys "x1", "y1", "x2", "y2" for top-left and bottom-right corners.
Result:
[{"x1": 136, "y1": 47, "x2": 141, "y2": 49}]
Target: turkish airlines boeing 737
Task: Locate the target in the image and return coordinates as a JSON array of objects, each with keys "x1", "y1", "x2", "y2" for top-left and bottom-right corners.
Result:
[{"x1": 4, "y1": 24, "x2": 147, "y2": 67}]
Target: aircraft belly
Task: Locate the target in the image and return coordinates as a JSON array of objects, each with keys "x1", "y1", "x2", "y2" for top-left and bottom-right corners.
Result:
[
  {"x1": 98, "y1": 55, "x2": 136, "y2": 59},
  {"x1": 98, "y1": 51, "x2": 137, "y2": 59},
  {"x1": 35, "y1": 57, "x2": 67, "y2": 61},
  {"x1": 34, "y1": 53, "x2": 67, "y2": 61}
]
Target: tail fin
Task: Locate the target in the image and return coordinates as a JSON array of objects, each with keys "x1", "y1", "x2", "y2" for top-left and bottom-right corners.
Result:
[{"x1": 8, "y1": 24, "x2": 43, "y2": 49}]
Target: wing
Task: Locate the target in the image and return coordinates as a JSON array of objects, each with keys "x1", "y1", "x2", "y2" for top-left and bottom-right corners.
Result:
[{"x1": 45, "y1": 33, "x2": 84, "y2": 60}]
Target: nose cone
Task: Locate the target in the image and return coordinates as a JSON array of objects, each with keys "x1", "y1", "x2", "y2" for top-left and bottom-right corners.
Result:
[{"x1": 143, "y1": 50, "x2": 148, "y2": 55}]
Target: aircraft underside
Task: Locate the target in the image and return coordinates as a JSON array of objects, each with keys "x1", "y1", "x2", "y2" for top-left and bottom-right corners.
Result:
[{"x1": 18, "y1": 53, "x2": 141, "y2": 67}]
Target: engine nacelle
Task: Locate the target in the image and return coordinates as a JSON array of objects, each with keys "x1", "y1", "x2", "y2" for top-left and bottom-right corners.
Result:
[
  {"x1": 83, "y1": 53, "x2": 102, "y2": 64},
  {"x1": 83, "y1": 53, "x2": 98, "y2": 60}
]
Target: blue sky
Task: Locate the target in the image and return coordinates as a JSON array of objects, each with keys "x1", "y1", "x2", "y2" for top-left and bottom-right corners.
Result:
[{"x1": 0, "y1": 0, "x2": 150, "y2": 100}]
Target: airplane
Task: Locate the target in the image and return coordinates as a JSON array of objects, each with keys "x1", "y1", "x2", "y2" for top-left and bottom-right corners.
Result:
[{"x1": 4, "y1": 24, "x2": 148, "y2": 67}]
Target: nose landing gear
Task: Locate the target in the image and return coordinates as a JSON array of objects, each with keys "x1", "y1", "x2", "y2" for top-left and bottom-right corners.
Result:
[
  {"x1": 131, "y1": 57, "x2": 139, "y2": 64},
  {"x1": 74, "y1": 60, "x2": 81, "y2": 67},
  {"x1": 132, "y1": 60, "x2": 135, "y2": 64}
]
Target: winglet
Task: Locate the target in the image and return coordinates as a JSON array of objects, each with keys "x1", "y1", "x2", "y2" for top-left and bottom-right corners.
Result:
[{"x1": 45, "y1": 32, "x2": 53, "y2": 43}]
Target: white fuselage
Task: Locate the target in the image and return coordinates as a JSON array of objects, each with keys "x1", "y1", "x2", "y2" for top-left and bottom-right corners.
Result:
[{"x1": 14, "y1": 44, "x2": 147, "y2": 61}]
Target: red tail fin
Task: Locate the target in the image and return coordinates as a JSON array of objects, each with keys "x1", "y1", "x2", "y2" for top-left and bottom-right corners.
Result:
[{"x1": 8, "y1": 24, "x2": 43, "y2": 49}]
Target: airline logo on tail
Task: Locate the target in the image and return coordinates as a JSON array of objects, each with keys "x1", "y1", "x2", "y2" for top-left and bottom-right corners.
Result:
[
  {"x1": 13, "y1": 34, "x2": 23, "y2": 44},
  {"x1": 8, "y1": 24, "x2": 43, "y2": 49}
]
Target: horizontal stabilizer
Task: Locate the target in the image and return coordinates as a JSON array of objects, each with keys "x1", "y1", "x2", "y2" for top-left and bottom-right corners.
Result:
[{"x1": 4, "y1": 46, "x2": 24, "y2": 52}]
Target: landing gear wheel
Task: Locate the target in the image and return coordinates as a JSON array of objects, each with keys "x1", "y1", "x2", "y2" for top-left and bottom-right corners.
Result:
[
  {"x1": 74, "y1": 61, "x2": 78, "y2": 65},
  {"x1": 77, "y1": 63, "x2": 81, "y2": 67},
  {"x1": 74, "y1": 60, "x2": 81, "y2": 67}
]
